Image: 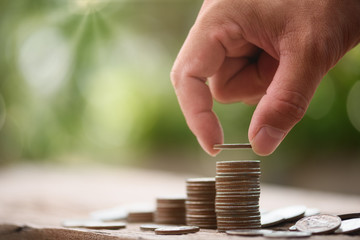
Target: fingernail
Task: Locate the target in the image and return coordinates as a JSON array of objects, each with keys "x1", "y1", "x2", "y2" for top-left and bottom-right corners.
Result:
[{"x1": 250, "y1": 126, "x2": 285, "y2": 156}]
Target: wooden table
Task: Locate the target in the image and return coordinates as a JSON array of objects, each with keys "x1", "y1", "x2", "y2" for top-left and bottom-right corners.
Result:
[{"x1": 0, "y1": 164, "x2": 359, "y2": 239}]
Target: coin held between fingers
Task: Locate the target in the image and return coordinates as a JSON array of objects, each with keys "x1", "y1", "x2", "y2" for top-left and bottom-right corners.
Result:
[{"x1": 213, "y1": 143, "x2": 252, "y2": 149}]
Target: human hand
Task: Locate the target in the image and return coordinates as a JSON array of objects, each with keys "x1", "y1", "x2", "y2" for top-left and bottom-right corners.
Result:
[{"x1": 171, "y1": 0, "x2": 360, "y2": 156}]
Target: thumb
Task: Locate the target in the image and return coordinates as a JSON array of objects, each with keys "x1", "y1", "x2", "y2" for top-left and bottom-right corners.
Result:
[{"x1": 248, "y1": 53, "x2": 324, "y2": 156}]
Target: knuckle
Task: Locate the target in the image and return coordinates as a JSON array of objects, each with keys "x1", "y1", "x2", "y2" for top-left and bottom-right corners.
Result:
[
  {"x1": 170, "y1": 67, "x2": 181, "y2": 89},
  {"x1": 270, "y1": 89, "x2": 309, "y2": 123},
  {"x1": 211, "y1": 87, "x2": 229, "y2": 104}
]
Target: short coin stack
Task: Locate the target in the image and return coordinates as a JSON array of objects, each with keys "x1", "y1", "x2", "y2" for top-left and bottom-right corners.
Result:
[
  {"x1": 185, "y1": 178, "x2": 217, "y2": 229},
  {"x1": 155, "y1": 196, "x2": 186, "y2": 224},
  {"x1": 215, "y1": 160, "x2": 261, "y2": 232}
]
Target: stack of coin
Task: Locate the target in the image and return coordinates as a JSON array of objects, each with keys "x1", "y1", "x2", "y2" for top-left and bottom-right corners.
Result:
[
  {"x1": 127, "y1": 210, "x2": 154, "y2": 223},
  {"x1": 185, "y1": 178, "x2": 217, "y2": 229},
  {"x1": 215, "y1": 160, "x2": 261, "y2": 232},
  {"x1": 155, "y1": 196, "x2": 186, "y2": 224}
]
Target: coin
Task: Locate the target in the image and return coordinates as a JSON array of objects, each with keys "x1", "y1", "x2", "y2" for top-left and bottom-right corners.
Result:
[
  {"x1": 289, "y1": 225, "x2": 297, "y2": 231},
  {"x1": 270, "y1": 205, "x2": 306, "y2": 221},
  {"x1": 155, "y1": 226, "x2": 200, "y2": 235},
  {"x1": 295, "y1": 214, "x2": 341, "y2": 234},
  {"x1": 156, "y1": 196, "x2": 186, "y2": 224},
  {"x1": 90, "y1": 207, "x2": 128, "y2": 222},
  {"x1": 261, "y1": 212, "x2": 285, "y2": 227},
  {"x1": 226, "y1": 229, "x2": 273, "y2": 236},
  {"x1": 304, "y1": 208, "x2": 320, "y2": 217},
  {"x1": 264, "y1": 231, "x2": 311, "y2": 238},
  {"x1": 62, "y1": 220, "x2": 126, "y2": 230},
  {"x1": 187, "y1": 177, "x2": 215, "y2": 183},
  {"x1": 140, "y1": 224, "x2": 174, "y2": 231},
  {"x1": 335, "y1": 218, "x2": 360, "y2": 234},
  {"x1": 213, "y1": 143, "x2": 252, "y2": 149},
  {"x1": 338, "y1": 212, "x2": 360, "y2": 220},
  {"x1": 127, "y1": 209, "x2": 154, "y2": 223}
]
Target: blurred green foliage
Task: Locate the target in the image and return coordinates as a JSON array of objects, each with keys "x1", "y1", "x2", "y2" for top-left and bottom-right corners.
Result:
[{"x1": 0, "y1": 0, "x2": 359, "y2": 169}]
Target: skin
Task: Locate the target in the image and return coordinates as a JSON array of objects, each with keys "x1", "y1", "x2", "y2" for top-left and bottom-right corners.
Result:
[{"x1": 171, "y1": 0, "x2": 360, "y2": 156}]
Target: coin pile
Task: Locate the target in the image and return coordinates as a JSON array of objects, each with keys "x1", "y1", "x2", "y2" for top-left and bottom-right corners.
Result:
[
  {"x1": 185, "y1": 178, "x2": 217, "y2": 229},
  {"x1": 155, "y1": 196, "x2": 186, "y2": 224},
  {"x1": 127, "y1": 210, "x2": 154, "y2": 223},
  {"x1": 215, "y1": 160, "x2": 261, "y2": 232}
]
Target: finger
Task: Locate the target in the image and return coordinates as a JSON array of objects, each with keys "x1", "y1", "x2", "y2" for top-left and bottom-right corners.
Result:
[
  {"x1": 248, "y1": 53, "x2": 323, "y2": 156},
  {"x1": 210, "y1": 51, "x2": 278, "y2": 105},
  {"x1": 171, "y1": 23, "x2": 230, "y2": 156}
]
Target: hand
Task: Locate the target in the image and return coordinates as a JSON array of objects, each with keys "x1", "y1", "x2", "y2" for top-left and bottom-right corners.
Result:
[{"x1": 171, "y1": 0, "x2": 360, "y2": 156}]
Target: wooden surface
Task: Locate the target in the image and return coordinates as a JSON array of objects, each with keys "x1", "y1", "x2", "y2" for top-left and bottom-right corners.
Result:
[{"x1": 0, "y1": 164, "x2": 360, "y2": 240}]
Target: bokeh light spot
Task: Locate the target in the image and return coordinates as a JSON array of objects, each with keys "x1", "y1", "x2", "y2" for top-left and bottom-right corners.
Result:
[
  {"x1": 347, "y1": 80, "x2": 360, "y2": 132},
  {"x1": 18, "y1": 27, "x2": 71, "y2": 96}
]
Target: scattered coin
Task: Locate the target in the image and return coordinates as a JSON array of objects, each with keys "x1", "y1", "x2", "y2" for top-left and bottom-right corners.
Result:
[
  {"x1": 226, "y1": 229, "x2": 273, "y2": 236},
  {"x1": 62, "y1": 219, "x2": 126, "y2": 230},
  {"x1": 289, "y1": 225, "x2": 297, "y2": 231},
  {"x1": 140, "y1": 224, "x2": 175, "y2": 231},
  {"x1": 90, "y1": 207, "x2": 128, "y2": 221},
  {"x1": 304, "y1": 208, "x2": 320, "y2": 217},
  {"x1": 264, "y1": 231, "x2": 311, "y2": 238},
  {"x1": 154, "y1": 226, "x2": 200, "y2": 235},
  {"x1": 335, "y1": 218, "x2": 360, "y2": 234},
  {"x1": 338, "y1": 212, "x2": 360, "y2": 220},
  {"x1": 295, "y1": 214, "x2": 341, "y2": 234},
  {"x1": 213, "y1": 143, "x2": 252, "y2": 149},
  {"x1": 261, "y1": 212, "x2": 285, "y2": 227},
  {"x1": 270, "y1": 205, "x2": 306, "y2": 221}
]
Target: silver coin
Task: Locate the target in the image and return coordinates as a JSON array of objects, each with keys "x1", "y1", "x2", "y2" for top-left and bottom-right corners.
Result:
[
  {"x1": 261, "y1": 212, "x2": 285, "y2": 227},
  {"x1": 289, "y1": 225, "x2": 297, "y2": 231},
  {"x1": 226, "y1": 229, "x2": 273, "y2": 236},
  {"x1": 271, "y1": 205, "x2": 306, "y2": 221},
  {"x1": 90, "y1": 207, "x2": 128, "y2": 221},
  {"x1": 155, "y1": 226, "x2": 200, "y2": 235},
  {"x1": 216, "y1": 191, "x2": 260, "y2": 195},
  {"x1": 187, "y1": 177, "x2": 215, "y2": 183},
  {"x1": 304, "y1": 208, "x2": 320, "y2": 217},
  {"x1": 213, "y1": 143, "x2": 252, "y2": 149},
  {"x1": 264, "y1": 231, "x2": 311, "y2": 238},
  {"x1": 295, "y1": 214, "x2": 341, "y2": 234},
  {"x1": 338, "y1": 212, "x2": 360, "y2": 220},
  {"x1": 140, "y1": 224, "x2": 175, "y2": 231},
  {"x1": 335, "y1": 218, "x2": 360, "y2": 234},
  {"x1": 62, "y1": 219, "x2": 126, "y2": 230}
]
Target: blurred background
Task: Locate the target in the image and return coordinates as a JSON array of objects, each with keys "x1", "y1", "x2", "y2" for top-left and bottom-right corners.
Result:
[{"x1": 0, "y1": 0, "x2": 359, "y2": 194}]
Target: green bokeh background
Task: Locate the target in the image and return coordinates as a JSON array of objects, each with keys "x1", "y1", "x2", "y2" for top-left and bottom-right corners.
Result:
[{"x1": 0, "y1": 0, "x2": 359, "y2": 193}]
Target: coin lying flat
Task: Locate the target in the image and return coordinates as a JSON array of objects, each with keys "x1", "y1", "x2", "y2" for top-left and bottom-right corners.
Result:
[
  {"x1": 304, "y1": 208, "x2": 320, "y2": 217},
  {"x1": 154, "y1": 226, "x2": 200, "y2": 235},
  {"x1": 226, "y1": 229, "x2": 273, "y2": 236},
  {"x1": 338, "y1": 212, "x2": 360, "y2": 220},
  {"x1": 264, "y1": 231, "x2": 311, "y2": 238},
  {"x1": 295, "y1": 214, "x2": 341, "y2": 234},
  {"x1": 140, "y1": 224, "x2": 175, "y2": 231},
  {"x1": 335, "y1": 218, "x2": 360, "y2": 234},
  {"x1": 289, "y1": 225, "x2": 297, "y2": 231},
  {"x1": 62, "y1": 220, "x2": 126, "y2": 230},
  {"x1": 90, "y1": 207, "x2": 128, "y2": 221},
  {"x1": 261, "y1": 212, "x2": 285, "y2": 227},
  {"x1": 270, "y1": 205, "x2": 306, "y2": 221},
  {"x1": 214, "y1": 143, "x2": 252, "y2": 149}
]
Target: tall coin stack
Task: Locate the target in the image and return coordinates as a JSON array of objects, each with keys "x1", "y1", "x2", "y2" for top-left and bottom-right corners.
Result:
[
  {"x1": 155, "y1": 197, "x2": 186, "y2": 224},
  {"x1": 215, "y1": 160, "x2": 261, "y2": 232},
  {"x1": 185, "y1": 178, "x2": 217, "y2": 229}
]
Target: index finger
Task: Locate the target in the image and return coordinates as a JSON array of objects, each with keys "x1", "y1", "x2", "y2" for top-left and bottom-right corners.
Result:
[{"x1": 170, "y1": 24, "x2": 226, "y2": 156}]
